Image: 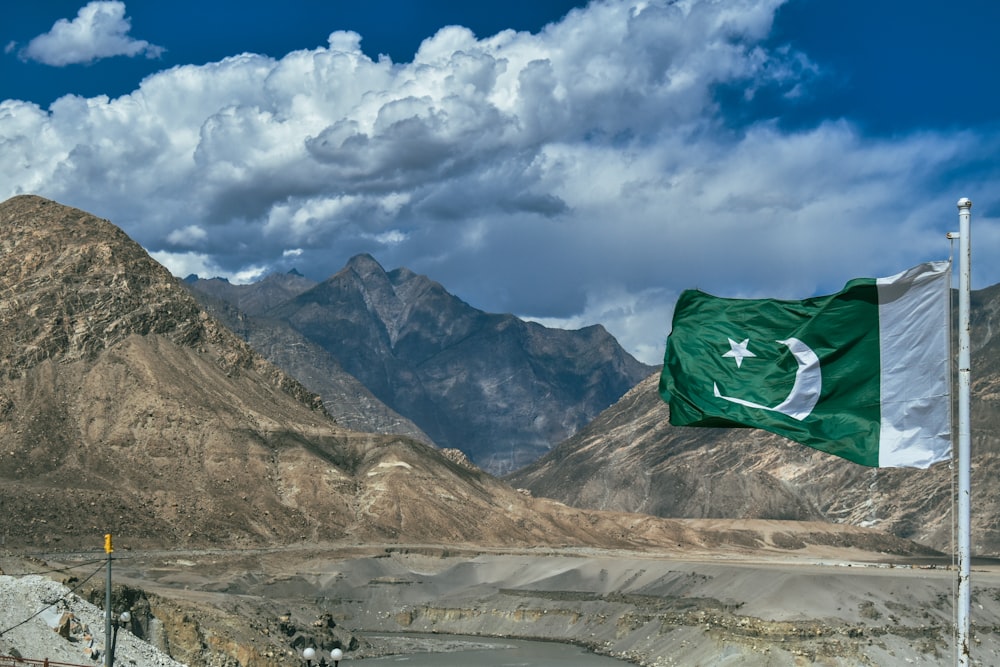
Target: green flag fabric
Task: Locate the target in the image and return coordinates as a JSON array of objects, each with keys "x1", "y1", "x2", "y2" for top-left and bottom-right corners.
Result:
[{"x1": 659, "y1": 261, "x2": 952, "y2": 468}]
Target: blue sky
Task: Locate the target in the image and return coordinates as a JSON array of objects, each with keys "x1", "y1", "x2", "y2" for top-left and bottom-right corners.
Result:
[{"x1": 3, "y1": 0, "x2": 999, "y2": 364}]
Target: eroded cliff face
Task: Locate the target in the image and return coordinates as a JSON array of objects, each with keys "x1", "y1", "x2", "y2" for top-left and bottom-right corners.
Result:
[{"x1": 141, "y1": 594, "x2": 358, "y2": 667}]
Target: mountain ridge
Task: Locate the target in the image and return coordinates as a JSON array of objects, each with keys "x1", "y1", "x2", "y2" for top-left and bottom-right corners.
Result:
[
  {"x1": 184, "y1": 272, "x2": 434, "y2": 444},
  {"x1": 189, "y1": 252, "x2": 655, "y2": 474}
]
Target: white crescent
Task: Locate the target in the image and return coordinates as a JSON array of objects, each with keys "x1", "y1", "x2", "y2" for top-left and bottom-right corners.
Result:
[{"x1": 712, "y1": 337, "x2": 821, "y2": 421}]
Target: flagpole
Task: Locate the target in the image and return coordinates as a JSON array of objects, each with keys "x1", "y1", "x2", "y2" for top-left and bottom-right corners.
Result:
[{"x1": 955, "y1": 197, "x2": 972, "y2": 666}]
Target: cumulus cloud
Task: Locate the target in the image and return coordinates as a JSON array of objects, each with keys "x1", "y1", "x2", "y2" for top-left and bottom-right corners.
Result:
[
  {"x1": 166, "y1": 225, "x2": 208, "y2": 247},
  {"x1": 149, "y1": 249, "x2": 266, "y2": 284},
  {"x1": 2, "y1": 0, "x2": 997, "y2": 363},
  {"x1": 18, "y1": 1, "x2": 164, "y2": 66}
]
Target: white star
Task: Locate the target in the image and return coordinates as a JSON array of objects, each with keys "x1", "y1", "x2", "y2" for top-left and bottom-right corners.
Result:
[{"x1": 723, "y1": 338, "x2": 756, "y2": 368}]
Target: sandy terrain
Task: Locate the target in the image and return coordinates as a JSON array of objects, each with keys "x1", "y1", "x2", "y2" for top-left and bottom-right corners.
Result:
[{"x1": 54, "y1": 537, "x2": 1000, "y2": 667}]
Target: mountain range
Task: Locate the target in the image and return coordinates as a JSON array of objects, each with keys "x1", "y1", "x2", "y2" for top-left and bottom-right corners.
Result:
[
  {"x1": 186, "y1": 254, "x2": 654, "y2": 474},
  {"x1": 0, "y1": 194, "x2": 767, "y2": 555},
  {"x1": 185, "y1": 270, "x2": 435, "y2": 446}
]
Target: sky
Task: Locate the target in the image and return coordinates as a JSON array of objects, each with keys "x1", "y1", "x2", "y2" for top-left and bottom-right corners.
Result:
[{"x1": 3, "y1": 0, "x2": 1000, "y2": 365}]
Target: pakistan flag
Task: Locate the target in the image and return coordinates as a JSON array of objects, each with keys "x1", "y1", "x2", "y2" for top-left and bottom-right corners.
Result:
[{"x1": 660, "y1": 261, "x2": 952, "y2": 468}]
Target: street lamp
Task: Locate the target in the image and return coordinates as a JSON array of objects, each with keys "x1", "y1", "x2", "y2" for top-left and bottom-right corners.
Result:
[
  {"x1": 302, "y1": 645, "x2": 342, "y2": 667},
  {"x1": 109, "y1": 611, "x2": 131, "y2": 667}
]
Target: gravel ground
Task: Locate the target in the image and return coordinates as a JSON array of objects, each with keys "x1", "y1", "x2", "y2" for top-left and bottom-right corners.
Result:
[{"x1": 0, "y1": 575, "x2": 185, "y2": 667}]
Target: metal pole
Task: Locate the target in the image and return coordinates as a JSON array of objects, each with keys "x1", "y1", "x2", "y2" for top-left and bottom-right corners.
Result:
[
  {"x1": 104, "y1": 534, "x2": 113, "y2": 667},
  {"x1": 955, "y1": 198, "x2": 972, "y2": 666},
  {"x1": 105, "y1": 554, "x2": 111, "y2": 667}
]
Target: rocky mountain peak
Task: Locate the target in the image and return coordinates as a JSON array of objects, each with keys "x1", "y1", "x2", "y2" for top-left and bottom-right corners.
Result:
[
  {"x1": 0, "y1": 195, "x2": 209, "y2": 376},
  {"x1": 344, "y1": 252, "x2": 386, "y2": 278},
  {"x1": 0, "y1": 195, "x2": 325, "y2": 404},
  {"x1": 387, "y1": 265, "x2": 418, "y2": 283},
  {"x1": 236, "y1": 253, "x2": 657, "y2": 474}
]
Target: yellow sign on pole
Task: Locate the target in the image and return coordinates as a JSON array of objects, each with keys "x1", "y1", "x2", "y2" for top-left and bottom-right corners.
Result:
[{"x1": 104, "y1": 533, "x2": 113, "y2": 554}]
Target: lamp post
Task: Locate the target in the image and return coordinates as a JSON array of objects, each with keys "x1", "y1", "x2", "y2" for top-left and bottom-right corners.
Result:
[
  {"x1": 302, "y1": 647, "x2": 316, "y2": 667},
  {"x1": 330, "y1": 648, "x2": 343, "y2": 666},
  {"x1": 109, "y1": 610, "x2": 131, "y2": 667}
]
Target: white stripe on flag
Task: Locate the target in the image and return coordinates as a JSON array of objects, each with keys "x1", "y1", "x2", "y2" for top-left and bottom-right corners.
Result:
[{"x1": 877, "y1": 261, "x2": 952, "y2": 468}]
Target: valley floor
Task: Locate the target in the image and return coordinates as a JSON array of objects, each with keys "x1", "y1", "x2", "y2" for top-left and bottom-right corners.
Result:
[{"x1": 47, "y1": 537, "x2": 1000, "y2": 667}]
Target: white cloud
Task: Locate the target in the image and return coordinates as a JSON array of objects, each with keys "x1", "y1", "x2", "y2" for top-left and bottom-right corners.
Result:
[
  {"x1": 19, "y1": 1, "x2": 164, "y2": 66},
  {"x1": 149, "y1": 250, "x2": 224, "y2": 280},
  {"x1": 150, "y1": 249, "x2": 265, "y2": 284},
  {"x1": 372, "y1": 230, "x2": 408, "y2": 246},
  {"x1": 166, "y1": 225, "x2": 208, "y2": 247},
  {"x1": 2, "y1": 0, "x2": 998, "y2": 363},
  {"x1": 525, "y1": 285, "x2": 679, "y2": 365}
]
